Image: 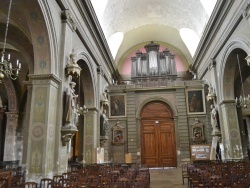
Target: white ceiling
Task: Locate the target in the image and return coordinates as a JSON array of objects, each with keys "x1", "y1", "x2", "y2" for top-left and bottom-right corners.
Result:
[{"x1": 91, "y1": 0, "x2": 217, "y2": 68}]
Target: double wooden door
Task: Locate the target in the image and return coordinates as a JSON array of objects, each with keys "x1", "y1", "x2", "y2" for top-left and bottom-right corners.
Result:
[{"x1": 141, "y1": 102, "x2": 176, "y2": 167}]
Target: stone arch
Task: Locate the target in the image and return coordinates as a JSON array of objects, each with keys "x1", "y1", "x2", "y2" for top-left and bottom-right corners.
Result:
[
  {"x1": 136, "y1": 96, "x2": 178, "y2": 119},
  {"x1": 23, "y1": 0, "x2": 58, "y2": 75},
  {"x1": 219, "y1": 37, "x2": 250, "y2": 101},
  {"x1": 218, "y1": 37, "x2": 250, "y2": 159},
  {"x1": 76, "y1": 51, "x2": 97, "y2": 108}
]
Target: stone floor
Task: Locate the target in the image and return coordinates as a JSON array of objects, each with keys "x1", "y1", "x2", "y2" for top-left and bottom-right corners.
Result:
[{"x1": 150, "y1": 167, "x2": 189, "y2": 188}]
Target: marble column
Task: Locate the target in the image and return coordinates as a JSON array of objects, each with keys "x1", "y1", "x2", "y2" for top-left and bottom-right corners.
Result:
[
  {"x1": 24, "y1": 74, "x2": 61, "y2": 182},
  {"x1": 220, "y1": 100, "x2": 243, "y2": 159},
  {"x1": 83, "y1": 108, "x2": 98, "y2": 164},
  {"x1": 3, "y1": 112, "x2": 18, "y2": 161}
]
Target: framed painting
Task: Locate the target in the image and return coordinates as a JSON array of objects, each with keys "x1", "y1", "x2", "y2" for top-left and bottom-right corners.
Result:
[
  {"x1": 186, "y1": 89, "x2": 206, "y2": 115},
  {"x1": 112, "y1": 126, "x2": 124, "y2": 145},
  {"x1": 109, "y1": 94, "x2": 126, "y2": 118}
]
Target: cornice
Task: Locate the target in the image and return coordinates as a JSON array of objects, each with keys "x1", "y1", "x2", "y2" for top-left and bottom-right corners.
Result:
[
  {"x1": 219, "y1": 99, "x2": 237, "y2": 106},
  {"x1": 201, "y1": 10, "x2": 243, "y2": 79},
  {"x1": 28, "y1": 74, "x2": 61, "y2": 84},
  {"x1": 193, "y1": 0, "x2": 244, "y2": 79},
  {"x1": 74, "y1": 0, "x2": 118, "y2": 78},
  {"x1": 55, "y1": 0, "x2": 69, "y2": 10}
]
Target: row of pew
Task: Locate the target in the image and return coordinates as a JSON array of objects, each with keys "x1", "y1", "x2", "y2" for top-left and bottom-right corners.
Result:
[{"x1": 0, "y1": 163, "x2": 150, "y2": 187}]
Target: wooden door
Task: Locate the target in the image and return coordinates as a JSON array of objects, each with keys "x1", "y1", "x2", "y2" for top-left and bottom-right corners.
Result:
[{"x1": 141, "y1": 102, "x2": 176, "y2": 167}]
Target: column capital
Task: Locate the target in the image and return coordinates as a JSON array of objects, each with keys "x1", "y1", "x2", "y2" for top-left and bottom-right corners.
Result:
[
  {"x1": 219, "y1": 99, "x2": 236, "y2": 107},
  {"x1": 28, "y1": 74, "x2": 61, "y2": 86},
  {"x1": 5, "y1": 112, "x2": 18, "y2": 118}
]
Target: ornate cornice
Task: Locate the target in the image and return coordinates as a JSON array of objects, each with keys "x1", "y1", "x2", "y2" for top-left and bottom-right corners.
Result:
[
  {"x1": 219, "y1": 99, "x2": 236, "y2": 106},
  {"x1": 28, "y1": 74, "x2": 61, "y2": 84}
]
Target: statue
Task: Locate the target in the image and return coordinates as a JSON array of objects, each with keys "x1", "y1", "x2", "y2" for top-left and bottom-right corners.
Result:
[
  {"x1": 65, "y1": 81, "x2": 78, "y2": 126},
  {"x1": 210, "y1": 105, "x2": 220, "y2": 135},
  {"x1": 100, "y1": 109, "x2": 108, "y2": 136},
  {"x1": 207, "y1": 85, "x2": 216, "y2": 102}
]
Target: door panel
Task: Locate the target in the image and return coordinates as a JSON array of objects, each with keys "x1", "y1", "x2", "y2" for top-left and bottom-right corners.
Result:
[
  {"x1": 141, "y1": 121, "x2": 158, "y2": 166},
  {"x1": 141, "y1": 102, "x2": 176, "y2": 167}
]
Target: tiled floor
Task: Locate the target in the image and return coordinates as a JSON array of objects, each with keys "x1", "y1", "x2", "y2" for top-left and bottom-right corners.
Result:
[{"x1": 150, "y1": 167, "x2": 189, "y2": 188}]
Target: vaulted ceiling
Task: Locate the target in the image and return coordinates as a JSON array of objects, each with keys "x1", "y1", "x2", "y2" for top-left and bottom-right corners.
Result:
[{"x1": 91, "y1": 0, "x2": 217, "y2": 77}]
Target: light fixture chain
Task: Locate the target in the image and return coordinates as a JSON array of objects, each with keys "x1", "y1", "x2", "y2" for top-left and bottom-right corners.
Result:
[
  {"x1": 2, "y1": 0, "x2": 13, "y2": 54},
  {"x1": 237, "y1": 53, "x2": 245, "y2": 98}
]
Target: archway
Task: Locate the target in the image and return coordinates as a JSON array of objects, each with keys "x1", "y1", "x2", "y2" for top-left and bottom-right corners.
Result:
[
  {"x1": 221, "y1": 46, "x2": 250, "y2": 159},
  {"x1": 69, "y1": 57, "x2": 96, "y2": 163},
  {"x1": 140, "y1": 101, "x2": 176, "y2": 167}
]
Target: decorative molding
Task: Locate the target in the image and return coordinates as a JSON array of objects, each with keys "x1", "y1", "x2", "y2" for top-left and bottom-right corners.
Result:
[
  {"x1": 208, "y1": 58, "x2": 216, "y2": 70},
  {"x1": 97, "y1": 65, "x2": 104, "y2": 76},
  {"x1": 243, "y1": 1, "x2": 250, "y2": 19},
  {"x1": 219, "y1": 99, "x2": 237, "y2": 106},
  {"x1": 61, "y1": 126, "x2": 78, "y2": 146},
  {"x1": 192, "y1": 0, "x2": 242, "y2": 78},
  {"x1": 61, "y1": 9, "x2": 76, "y2": 31},
  {"x1": 73, "y1": 0, "x2": 118, "y2": 78},
  {"x1": 65, "y1": 50, "x2": 82, "y2": 77},
  {"x1": 28, "y1": 74, "x2": 61, "y2": 84}
]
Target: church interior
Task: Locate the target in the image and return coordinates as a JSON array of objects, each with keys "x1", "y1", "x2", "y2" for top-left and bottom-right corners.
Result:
[{"x1": 1, "y1": 0, "x2": 250, "y2": 187}]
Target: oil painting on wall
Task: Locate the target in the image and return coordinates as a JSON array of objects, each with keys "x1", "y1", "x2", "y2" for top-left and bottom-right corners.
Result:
[
  {"x1": 109, "y1": 94, "x2": 126, "y2": 117},
  {"x1": 186, "y1": 89, "x2": 206, "y2": 114}
]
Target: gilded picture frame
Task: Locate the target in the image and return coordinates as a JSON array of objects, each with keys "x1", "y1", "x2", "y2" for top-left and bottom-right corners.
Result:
[
  {"x1": 186, "y1": 89, "x2": 206, "y2": 115},
  {"x1": 109, "y1": 94, "x2": 126, "y2": 118}
]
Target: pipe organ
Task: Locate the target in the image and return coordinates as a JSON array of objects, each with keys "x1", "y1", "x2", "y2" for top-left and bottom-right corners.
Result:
[{"x1": 131, "y1": 41, "x2": 177, "y2": 79}]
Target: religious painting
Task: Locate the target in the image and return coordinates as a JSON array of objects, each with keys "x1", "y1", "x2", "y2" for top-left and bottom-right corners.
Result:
[
  {"x1": 186, "y1": 89, "x2": 206, "y2": 114},
  {"x1": 109, "y1": 94, "x2": 126, "y2": 118},
  {"x1": 112, "y1": 121, "x2": 124, "y2": 145}
]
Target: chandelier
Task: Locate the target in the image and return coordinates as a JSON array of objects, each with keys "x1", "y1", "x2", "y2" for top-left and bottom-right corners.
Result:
[
  {"x1": 235, "y1": 53, "x2": 250, "y2": 108},
  {"x1": 0, "y1": 0, "x2": 21, "y2": 83}
]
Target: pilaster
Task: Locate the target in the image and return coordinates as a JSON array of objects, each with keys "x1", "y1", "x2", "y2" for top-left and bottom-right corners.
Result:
[
  {"x1": 25, "y1": 74, "x2": 61, "y2": 182},
  {"x1": 3, "y1": 112, "x2": 18, "y2": 161},
  {"x1": 83, "y1": 107, "x2": 98, "y2": 164},
  {"x1": 220, "y1": 100, "x2": 243, "y2": 159}
]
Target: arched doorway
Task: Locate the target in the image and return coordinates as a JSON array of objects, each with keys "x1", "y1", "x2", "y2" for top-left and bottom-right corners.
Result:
[{"x1": 140, "y1": 101, "x2": 176, "y2": 167}]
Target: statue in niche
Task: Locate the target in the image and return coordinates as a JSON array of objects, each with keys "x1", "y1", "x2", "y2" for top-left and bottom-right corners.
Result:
[
  {"x1": 210, "y1": 105, "x2": 221, "y2": 135},
  {"x1": 65, "y1": 76, "x2": 78, "y2": 127},
  {"x1": 100, "y1": 109, "x2": 108, "y2": 136}
]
